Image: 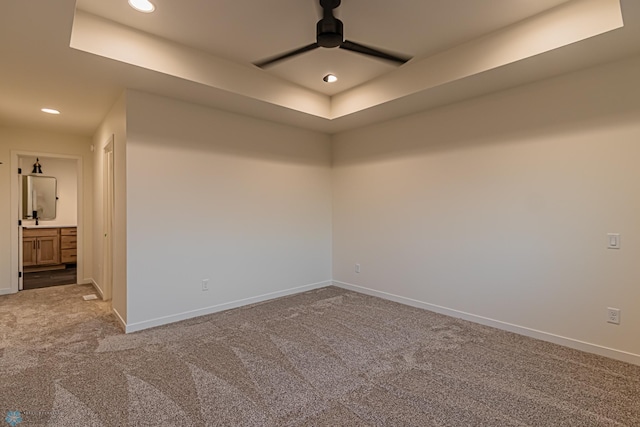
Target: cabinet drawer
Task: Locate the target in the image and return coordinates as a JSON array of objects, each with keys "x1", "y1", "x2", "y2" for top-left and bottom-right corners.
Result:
[
  {"x1": 61, "y1": 236, "x2": 77, "y2": 249},
  {"x1": 60, "y1": 227, "x2": 77, "y2": 236},
  {"x1": 61, "y1": 249, "x2": 77, "y2": 263},
  {"x1": 23, "y1": 228, "x2": 59, "y2": 237}
]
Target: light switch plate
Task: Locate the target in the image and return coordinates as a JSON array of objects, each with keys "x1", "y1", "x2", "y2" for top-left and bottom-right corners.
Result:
[{"x1": 607, "y1": 233, "x2": 620, "y2": 249}]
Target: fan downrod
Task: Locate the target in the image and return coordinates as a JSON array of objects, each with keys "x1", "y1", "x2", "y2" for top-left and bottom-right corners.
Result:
[
  {"x1": 320, "y1": 0, "x2": 341, "y2": 10},
  {"x1": 317, "y1": 0, "x2": 343, "y2": 48}
]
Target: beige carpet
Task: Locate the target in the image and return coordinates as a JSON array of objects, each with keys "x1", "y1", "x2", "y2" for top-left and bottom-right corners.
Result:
[{"x1": 0, "y1": 284, "x2": 638, "y2": 426}]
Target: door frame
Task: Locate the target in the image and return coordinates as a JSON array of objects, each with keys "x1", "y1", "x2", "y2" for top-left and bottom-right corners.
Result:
[
  {"x1": 10, "y1": 151, "x2": 83, "y2": 294},
  {"x1": 102, "y1": 136, "x2": 114, "y2": 301}
]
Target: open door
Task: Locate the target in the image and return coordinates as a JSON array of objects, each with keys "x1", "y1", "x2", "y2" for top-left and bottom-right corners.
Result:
[
  {"x1": 18, "y1": 167, "x2": 24, "y2": 291},
  {"x1": 102, "y1": 137, "x2": 114, "y2": 301}
]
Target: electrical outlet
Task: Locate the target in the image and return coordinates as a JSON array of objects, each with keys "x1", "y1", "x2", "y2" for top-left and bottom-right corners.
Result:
[
  {"x1": 355, "y1": 264, "x2": 360, "y2": 273},
  {"x1": 201, "y1": 279, "x2": 209, "y2": 291},
  {"x1": 607, "y1": 307, "x2": 620, "y2": 324}
]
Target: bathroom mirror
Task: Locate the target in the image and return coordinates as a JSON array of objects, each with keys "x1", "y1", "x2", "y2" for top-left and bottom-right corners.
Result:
[{"x1": 22, "y1": 175, "x2": 57, "y2": 220}]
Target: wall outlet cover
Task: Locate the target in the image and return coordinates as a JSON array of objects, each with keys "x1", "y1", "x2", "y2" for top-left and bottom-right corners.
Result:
[{"x1": 607, "y1": 307, "x2": 620, "y2": 324}]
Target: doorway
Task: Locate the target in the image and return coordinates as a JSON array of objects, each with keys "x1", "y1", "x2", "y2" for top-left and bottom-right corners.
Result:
[{"x1": 16, "y1": 154, "x2": 81, "y2": 291}]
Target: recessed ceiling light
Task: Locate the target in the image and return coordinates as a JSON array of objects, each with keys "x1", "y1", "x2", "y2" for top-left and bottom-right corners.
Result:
[
  {"x1": 323, "y1": 74, "x2": 338, "y2": 83},
  {"x1": 41, "y1": 108, "x2": 60, "y2": 115},
  {"x1": 128, "y1": 0, "x2": 155, "y2": 13}
]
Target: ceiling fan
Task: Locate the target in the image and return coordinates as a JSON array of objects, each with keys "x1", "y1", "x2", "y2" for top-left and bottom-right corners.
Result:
[{"x1": 254, "y1": 0, "x2": 412, "y2": 68}]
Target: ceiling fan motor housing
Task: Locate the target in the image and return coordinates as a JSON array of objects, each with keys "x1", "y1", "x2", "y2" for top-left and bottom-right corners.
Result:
[{"x1": 317, "y1": 18, "x2": 343, "y2": 48}]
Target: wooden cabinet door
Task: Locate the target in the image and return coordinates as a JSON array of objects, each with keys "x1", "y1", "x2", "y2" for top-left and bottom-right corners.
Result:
[
  {"x1": 23, "y1": 237, "x2": 37, "y2": 266},
  {"x1": 37, "y1": 236, "x2": 60, "y2": 265}
]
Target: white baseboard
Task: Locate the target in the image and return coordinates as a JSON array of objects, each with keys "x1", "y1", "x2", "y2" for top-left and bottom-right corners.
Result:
[
  {"x1": 0, "y1": 288, "x2": 16, "y2": 296},
  {"x1": 87, "y1": 277, "x2": 125, "y2": 331},
  {"x1": 333, "y1": 281, "x2": 640, "y2": 366},
  {"x1": 112, "y1": 306, "x2": 127, "y2": 332},
  {"x1": 87, "y1": 278, "x2": 104, "y2": 299},
  {"x1": 123, "y1": 280, "x2": 332, "y2": 333}
]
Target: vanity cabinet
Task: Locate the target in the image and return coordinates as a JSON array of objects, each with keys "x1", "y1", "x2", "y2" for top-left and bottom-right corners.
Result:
[
  {"x1": 22, "y1": 227, "x2": 77, "y2": 270},
  {"x1": 23, "y1": 228, "x2": 60, "y2": 267}
]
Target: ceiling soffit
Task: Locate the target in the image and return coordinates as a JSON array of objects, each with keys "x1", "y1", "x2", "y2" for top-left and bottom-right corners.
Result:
[{"x1": 69, "y1": 0, "x2": 623, "y2": 122}]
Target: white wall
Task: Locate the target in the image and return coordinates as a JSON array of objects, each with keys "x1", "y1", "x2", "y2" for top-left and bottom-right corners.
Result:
[
  {"x1": 0, "y1": 127, "x2": 93, "y2": 294},
  {"x1": 332, "y1": 55, "x2": 640, "y2": 364},
  {"x1": 92, "y1": 92, "x2": 127, "y2": 324},
  {"x1": 19, "y1": 156, "x2": 77, "y2": 227},
  {"x1": 124, "y1": 91, "x2": 332, "y2": 330}
]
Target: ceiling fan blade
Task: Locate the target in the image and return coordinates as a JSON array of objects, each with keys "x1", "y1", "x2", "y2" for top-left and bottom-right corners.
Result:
[
  {"x1": 254, "y1": 43, "x2": 320, "y2": 68},
  {"x1": 340, "y1": 40, "x2": 411, "y2": 65}
]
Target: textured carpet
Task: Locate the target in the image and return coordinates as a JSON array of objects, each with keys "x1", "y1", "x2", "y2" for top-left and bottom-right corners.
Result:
[{"x1": 0, "y1": 284, "x2": 638, "y2": 426}]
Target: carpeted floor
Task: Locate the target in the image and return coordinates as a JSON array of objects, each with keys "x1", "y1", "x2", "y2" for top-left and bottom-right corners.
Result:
[{"x1": 0, "y1": 284, "x2": 638, "y2": 426}]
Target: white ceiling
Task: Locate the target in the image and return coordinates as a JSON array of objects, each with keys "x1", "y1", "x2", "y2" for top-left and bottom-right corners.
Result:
[
  {"x1": 1, "y1": 0, "x2": 639, "y2": 136},
  {"x1": 75, "y1": 0, "x2": 572, "y2": 95}
]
